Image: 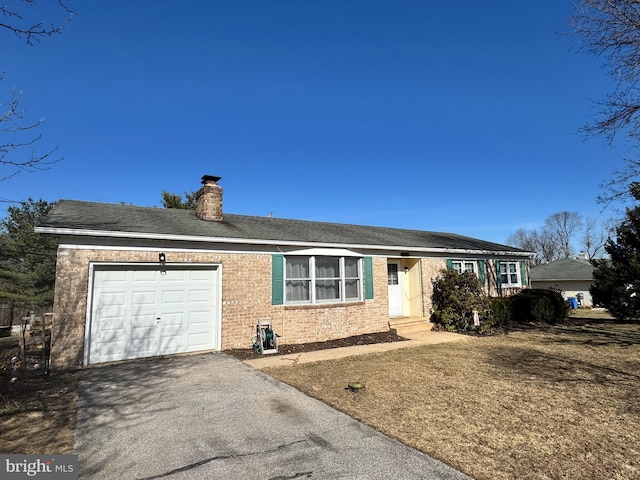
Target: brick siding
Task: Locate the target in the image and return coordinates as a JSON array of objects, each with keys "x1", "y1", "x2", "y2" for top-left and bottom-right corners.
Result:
[
  {"x1": 51, "y1": 249, "x2": 390, "y2": 370},
  {"x1": 51, "y1": 246, "x2": 527, "y2": 370}
]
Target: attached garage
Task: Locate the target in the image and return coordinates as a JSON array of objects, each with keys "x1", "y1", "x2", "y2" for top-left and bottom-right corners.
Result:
[{"x1": 86, "y1": 264, "x2": 221, "y2": 365}]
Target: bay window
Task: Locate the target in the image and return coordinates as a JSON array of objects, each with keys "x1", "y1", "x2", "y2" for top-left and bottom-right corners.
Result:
[
  {"x1": 285, "y1": 256, "x2": 311, "y2": 302},
  {"x1": 284, "y1": 256, "x2": 362, "y2": 304}
]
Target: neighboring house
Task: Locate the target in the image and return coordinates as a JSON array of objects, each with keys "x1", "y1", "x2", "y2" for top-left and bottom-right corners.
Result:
[
  {"x1": 530, "y1": 257, "x2": 594, "y2": 307},
  {"x1": 36, "y1": 175, "x2": 533, "y2": 370}
]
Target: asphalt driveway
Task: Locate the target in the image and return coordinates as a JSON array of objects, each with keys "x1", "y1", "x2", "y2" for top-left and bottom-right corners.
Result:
[{"x1": 75, "y1": 352, "x2": 471, "y2": 479}]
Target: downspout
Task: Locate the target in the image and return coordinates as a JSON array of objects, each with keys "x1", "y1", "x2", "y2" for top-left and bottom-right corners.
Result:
[{"x1": 419, "y1": 259, "x2": 425, "y2": 317}]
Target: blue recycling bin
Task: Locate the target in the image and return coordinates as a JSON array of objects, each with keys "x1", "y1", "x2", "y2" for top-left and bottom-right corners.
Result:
[{"x1": 567, "y1": 297, "x2": 578, "y2": 309}]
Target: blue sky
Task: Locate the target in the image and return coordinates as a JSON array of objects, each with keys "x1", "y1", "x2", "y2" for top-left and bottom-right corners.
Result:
[{"x1": 0, "y1": 1, "x2": 620, "y2": 245}]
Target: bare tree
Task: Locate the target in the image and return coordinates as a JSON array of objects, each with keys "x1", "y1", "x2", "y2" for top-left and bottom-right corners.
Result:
[
  {"x1": 569, "y1": 1, "x2": 640, "y2": 204},
  {"x1": 507, "y1": 228, "x2": 539, "y2": 257},
  {"x1": 0, "y1": 1, "x2": 75, "y2": 181},
  {"x1": 506, "y1": 227, "x2": 562, "y2": 265},
  {"x1": 538, "y1": 228, "x2": 564, "y2": 263},
  {"x1": 544, "y1": 212, "x2": 584, "y2": 258},
  {"x1": 581, "y1": 216, "x2": 617, "y2": 259},
  {"x1": 1, "y1": 0, "x2": 74, "y2": 46},
  {"x1": 508, "y1": 212, "x2": 590, "y2": 263},
  {"x1": 1, "y1": 81, "x2": 59, "y2": 181}
]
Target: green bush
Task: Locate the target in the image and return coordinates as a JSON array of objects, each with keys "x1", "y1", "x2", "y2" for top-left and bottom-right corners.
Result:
[
  {"x1": 430, "y1": 269, "x2": 490, "y2": 333},
  {"x1": 487, "y1": 296, "x2": 514, "y2": 330},
  {"x1": 431, "y1": 271, "x2": 567, "y2": 334},
  {"x1": 511, "y1": 288, "x2": 568, "y2": 324}
]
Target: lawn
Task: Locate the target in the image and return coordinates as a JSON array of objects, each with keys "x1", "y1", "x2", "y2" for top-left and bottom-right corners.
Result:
[
  {"x1": 0, "y1": 335, "x2": 79, "y2": 454},
  {"x1": 1, "y1": 312, "x2": 639, "y2": 480},
  {"x1": 265, "y1": 315, "x2": 640, "y2": 480}
]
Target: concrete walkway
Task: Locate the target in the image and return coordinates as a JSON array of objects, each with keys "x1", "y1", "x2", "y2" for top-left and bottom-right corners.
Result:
[{"x1": 245, "y1": 330, "x2": 468, "y2": 369}]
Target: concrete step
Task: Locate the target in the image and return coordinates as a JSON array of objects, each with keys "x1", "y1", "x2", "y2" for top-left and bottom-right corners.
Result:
[{"x1": 389, "y1": 317, "x2": 433, "y2": 336}]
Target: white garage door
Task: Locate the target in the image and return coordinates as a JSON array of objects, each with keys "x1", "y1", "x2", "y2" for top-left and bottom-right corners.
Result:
[{"x1": 87, "y1": 265, "x2": 220, "y2": 365}]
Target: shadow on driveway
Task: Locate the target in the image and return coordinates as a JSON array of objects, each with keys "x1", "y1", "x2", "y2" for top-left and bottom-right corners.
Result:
[{"x1": 76, "y1": 352, "x2": 470, "y2": 480}]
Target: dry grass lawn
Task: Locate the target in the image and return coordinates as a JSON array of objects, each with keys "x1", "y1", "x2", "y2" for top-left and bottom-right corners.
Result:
[
  {"x1": 0, "y1": 336, "x2": 79, "y2": 454},
  {"x1": 265, "y1": 317, "x2": 640, "y2": 480}
]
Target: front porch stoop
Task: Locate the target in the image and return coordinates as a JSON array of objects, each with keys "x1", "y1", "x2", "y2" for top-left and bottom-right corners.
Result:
[{"x1": 389, "y1": 317, "x2": 434, "y2": 337}]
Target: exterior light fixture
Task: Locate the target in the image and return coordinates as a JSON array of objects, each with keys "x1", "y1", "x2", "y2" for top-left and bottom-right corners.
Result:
[{"x1": 159, "y1": 253, "x2": 167, "y2": 275}]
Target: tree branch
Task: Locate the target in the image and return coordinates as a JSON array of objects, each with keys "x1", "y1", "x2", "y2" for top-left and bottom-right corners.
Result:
[
  {"x1": 0, "y1": 0, "x2": 75, "y2": 46},
  {"x1": 0, "y1": 77, "x2": 61, "y2": 181}
]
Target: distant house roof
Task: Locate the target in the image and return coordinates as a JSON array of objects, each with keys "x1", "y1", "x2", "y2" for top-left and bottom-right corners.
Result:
[
  {"x1": 36, "y1": 200, "x2": 531, "y2": 256},
  {"x1": 530, "y1": 258, "x2": 594, "y2": 282}
]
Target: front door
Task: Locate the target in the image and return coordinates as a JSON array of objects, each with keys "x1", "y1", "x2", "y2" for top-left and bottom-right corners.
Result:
[{"x1": 387, "y1": 263, "x2": 403, "y2": 317}]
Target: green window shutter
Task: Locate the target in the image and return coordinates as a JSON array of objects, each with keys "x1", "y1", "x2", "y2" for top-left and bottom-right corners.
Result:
[
  {"x1": 477, "y1": 260, "x2": 486, "y2": 286},
  {"x1": 445, "y1": 258, "x2": 453, "y2": 270},
  {"x1": 520, "y1": 260, "x2": 528, "y2": 287},
  {"x1": 364, "y1": 256, "x2": 374, "y2": 299},
  {"x1": 495, "y1": 260, "x2": 502, "y2": 287},
  {"x1": 272, "y1": 254, "x2": 284, "y2": 305}
]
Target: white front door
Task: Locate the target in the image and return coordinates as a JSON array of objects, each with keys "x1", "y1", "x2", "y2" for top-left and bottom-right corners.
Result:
[
  {"x1": 387, "y1": 263, "x2": 403, "y2": 317},
  {"x1": 88, "y1": 265, "x2": 220, "y2": 365}
]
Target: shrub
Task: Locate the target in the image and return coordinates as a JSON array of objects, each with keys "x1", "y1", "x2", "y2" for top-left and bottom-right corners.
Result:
[
  {"x1": 511, "y1": 288, "x2": 568, "y2": 324},
  {"x1": 430, "y1": 269, "x2": 489, "y2": 333},
  {"x1": 486, "y1": 296, "x2": 514, "y2": 331}
]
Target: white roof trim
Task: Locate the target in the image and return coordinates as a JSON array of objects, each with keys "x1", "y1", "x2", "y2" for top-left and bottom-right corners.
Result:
[
  {"x1": 35, "y1": 226, "x2": 533, "y2": 257},
  {"x1": 283, "y1": 247, "x2": 363, "y2": 257}
]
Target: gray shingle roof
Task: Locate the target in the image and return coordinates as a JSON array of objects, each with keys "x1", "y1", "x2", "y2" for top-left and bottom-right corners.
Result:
[
  {"x1": 37, "y1": 200, "x2": 530, "y2": 254},
  {"x1": 530, "y1": 258, "x2": 594, "y2": 281}
]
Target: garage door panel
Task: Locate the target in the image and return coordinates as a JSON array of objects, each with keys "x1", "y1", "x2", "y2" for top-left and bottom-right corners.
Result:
[
  {"x1": 162, "y1": 290, "x2": 185, "y2": 304},
  {"x1": 158, "y1": 336, "x2": 184, "y2": 350},
  {"x1": 161, "y1": 312, "x2": 184, "y2": 326},
  {"x1": 190, "y1": 271, "x2": 213, "y2": 282},
  {"x1": 100, "y1": 270, "x2": 127, "y2": 283},
  {"x1": 132, "y1": 270, "x2": 157, "y2": 282},
  {"x1": 189, "y1": 289, "x2": 213, "y2": 303},
  {"x1": 131, "y1": 311, "x2": 157, "y2": 326},
  {"x1": 163, "y1": 269, "x2": 186, "y2": 281},
  {"x1": 95, "y1": 345, "x2": 127, "y2": 363},
  {"x1": 128, "y1": 338, "x2": 156, "y2": 357},
  {"x1": 93, "y1": 313, "x2": 126, "y2": 332},
  {"x1": 188, "y1": 310, "x2": 211, "y2": 326},
  {"x1": 187, "y1": 333, "x2": 211, "y2": 348},
  {"x1": 99, "y1": 292, "x2": 127, "y2": 306},
  {"x1": 132, "y1": 290, "x2": 157, "y2": 305},
  {"x1": 88, "y1": 265, "x2": 219, "y2": 365}
]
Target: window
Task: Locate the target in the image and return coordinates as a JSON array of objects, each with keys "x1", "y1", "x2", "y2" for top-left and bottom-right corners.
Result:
[
  {"x1": 499, "y1": 261, "x2": 520, "y2": 287},
  {"x1": 284, "y1": 256, "x2": 362, "y2": 304},
  {"x1": 446, "y1": 258, "x2": 486, "y2": 286},
  {"x1": 285, "y1": 256, "x2": 310, "y2": 302},
  {"x1": 344, "y1": 258, "x2": 360, "y2": 300},
  {"x1": 387, "y1": 263, "x2": 399, "y2": 286},
  {"x1": 451, "y1": 260, "x2": 475, "y2": 274}
]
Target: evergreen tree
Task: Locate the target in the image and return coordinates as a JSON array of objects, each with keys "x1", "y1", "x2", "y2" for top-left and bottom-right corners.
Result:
[
  {"x1": 590, "y1": 183, "x2": 640, "y2": 319},
  {"x1": 0, "y1": 199, "x2": 57, "y2": 320},
  {"x1": 161, "y1": 190, "x2": 196, "y2": 209}
]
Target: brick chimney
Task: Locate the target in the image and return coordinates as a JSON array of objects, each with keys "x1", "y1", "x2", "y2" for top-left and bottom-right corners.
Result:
[{"x1": 195, "y1": 175, "x2": 223, "y2": 221}]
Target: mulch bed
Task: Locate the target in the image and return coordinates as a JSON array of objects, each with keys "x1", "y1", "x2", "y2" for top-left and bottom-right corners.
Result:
[{"x1": 224, "y1": 331, "x2": 408, "y2": 361}]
